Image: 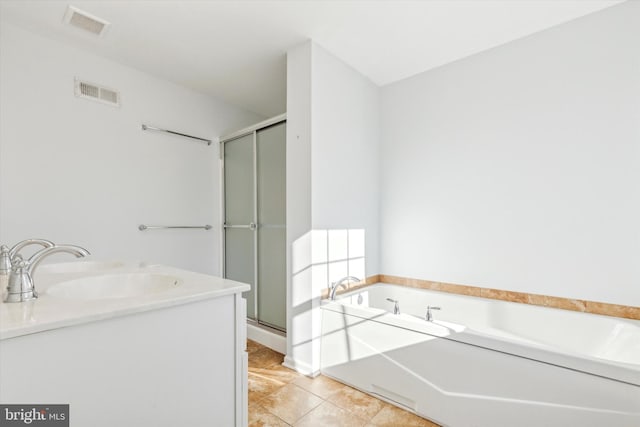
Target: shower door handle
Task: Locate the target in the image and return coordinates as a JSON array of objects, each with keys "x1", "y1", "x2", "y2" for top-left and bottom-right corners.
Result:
[{"x1": 223, "y1": 223, "x2": 257, "y2": 231}]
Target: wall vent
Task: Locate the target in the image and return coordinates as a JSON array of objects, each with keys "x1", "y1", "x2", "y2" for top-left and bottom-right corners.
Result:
[
  {"x1": 63, "y1": 5, "x2": 110, "y2": 36},
  {"x1": 74, "y1": 78, "x2": 121, "y2": 107}
]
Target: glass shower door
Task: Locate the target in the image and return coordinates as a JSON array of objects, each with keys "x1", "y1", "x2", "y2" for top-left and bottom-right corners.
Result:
[
  {"x1": 256, "y1": 122, "x2": 286, "y2": 331},
  {"x1": 223, "y1": 120, "x2": 286, "y2": 332},
  {"x1": 223, "y1": 133, "x2": 257, "y2": 320}
]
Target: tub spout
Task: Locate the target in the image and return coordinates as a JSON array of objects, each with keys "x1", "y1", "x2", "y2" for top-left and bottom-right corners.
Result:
[
  {"x1": 4, "y1": 245, "x2": 90, "y2": 303},
  {"x1": 330, "y1": 276, "x2": 361, "y2": 300}
]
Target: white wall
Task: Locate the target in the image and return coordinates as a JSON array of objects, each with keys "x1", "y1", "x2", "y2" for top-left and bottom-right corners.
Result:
[
  {"x1": 285, "y1": 42, "x2": 314, "y2": 374},
  {"x1": 311, "y1": 43, "x2": 380, "y2": 281},
  {"x1": 285, "y1": 41, "x2": 380, "y2": 374},
  {"x1": 380, "y1": 1, "x2": 640, "y2": 306},
  {"x1": 0, "y1": 22, "x2": 263, "y2": 274}
]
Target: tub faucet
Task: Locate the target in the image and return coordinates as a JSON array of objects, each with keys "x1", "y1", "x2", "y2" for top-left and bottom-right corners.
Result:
[
  {"x1": 0, "y1": 239, "x2": 55, "y2": 276},
  {"x1": 329, "y1": 276, "x2": 361, "y2": 300},
  {"x1": 4, "y1": 245, "x2": 90, "y2": 303},
  {"x1": 426, "y1": 306, "x2": 441, "y2": 322},
  {"x1": 386, "y1": 298, "x2": 400, "y2": 314}
]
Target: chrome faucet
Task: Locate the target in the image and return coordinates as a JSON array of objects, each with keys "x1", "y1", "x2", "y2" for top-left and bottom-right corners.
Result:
[
  {"x1": 426, "y1": 306, "x2": 441, "y2": 322},
  {"x1": 0, "y1": 239, "x2": 55, "y2": 276},
  {"x1": 329, "y1": 276, "x2": 361, "y2": 300},
  {"x1": 4, "y1": 245, "x2": 90, "y2": 303},
  {"x1": 386, "y1": 298, "x2": 400, "y2": 314}
]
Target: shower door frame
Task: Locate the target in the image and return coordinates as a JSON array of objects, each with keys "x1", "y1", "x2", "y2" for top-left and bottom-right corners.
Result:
[{"x1": 220, "y1": 113, "x2": 286, "y2": 333}]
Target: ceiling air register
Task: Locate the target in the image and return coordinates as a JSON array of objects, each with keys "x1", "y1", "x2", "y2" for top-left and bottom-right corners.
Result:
[{"x1": 63, "y1": 5, "x2": 110, "y2": 36}]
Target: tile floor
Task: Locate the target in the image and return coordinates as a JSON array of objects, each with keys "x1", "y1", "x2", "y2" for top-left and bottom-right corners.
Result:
[{"x1": 248, "y1": 340, "x2": 440, "y2": 427}]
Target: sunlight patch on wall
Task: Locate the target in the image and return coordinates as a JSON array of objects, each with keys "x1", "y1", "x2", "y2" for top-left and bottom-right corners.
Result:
[{"x1": 289, "y1": 228, "x2": 366, "y2": 373}]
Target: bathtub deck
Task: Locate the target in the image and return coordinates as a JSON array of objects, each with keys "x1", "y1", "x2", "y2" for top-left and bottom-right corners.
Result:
[{"x1": 247, "y1": 340, "x2": 439, "y2": 427}]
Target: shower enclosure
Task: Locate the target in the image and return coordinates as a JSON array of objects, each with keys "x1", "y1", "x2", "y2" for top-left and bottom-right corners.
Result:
[{"x1": 220, "y1": 115, "x2": 286, "y2": 332}]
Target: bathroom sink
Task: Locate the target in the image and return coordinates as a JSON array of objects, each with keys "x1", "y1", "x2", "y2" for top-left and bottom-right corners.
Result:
[
  {"x1": 46, "y1": 273, "x2": 180, "y2": 300},
  {"x1": 38, "y1": 260, "x2": 127, "y2": 274}
]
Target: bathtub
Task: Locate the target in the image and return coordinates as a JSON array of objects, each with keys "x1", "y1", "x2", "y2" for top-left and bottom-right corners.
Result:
[{"x1": 320, "y1": 283, "x2": 640, "y2": 427}]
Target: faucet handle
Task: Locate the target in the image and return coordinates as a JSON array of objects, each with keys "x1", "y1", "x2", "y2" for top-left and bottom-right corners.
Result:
[
  {"x1": 5, "y1": 254, "x2": 37, "y2": 302},
  {"x1": 386, "y1": 298, "x2": 400, "y2": 314},
  {"x1": 10, "y1": 254, "x2": 26, "y2": 269},
  {"x1": 426, "y1": 306, "x2": 441, "y2": 321},
  {"x1": 9, "y1": 254, "x2": 28, "y2": 282},
  {"x1": 0, "y1": 245, "x2": 11, "y2": 275}
]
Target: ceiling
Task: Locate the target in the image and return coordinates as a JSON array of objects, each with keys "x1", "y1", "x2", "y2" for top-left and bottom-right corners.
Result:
[{"x1": 0, "y1": 0, "x2": 625, "y2": 117}]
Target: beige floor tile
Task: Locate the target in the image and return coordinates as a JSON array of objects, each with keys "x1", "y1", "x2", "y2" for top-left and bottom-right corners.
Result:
[
  {"x1": 249, "y1": 347, "x2": 285, "y2": 369},
  {"x1": 294, "y1": 401, "x2": 368, "y2": 427},
  {"x1": 248, "y1": 368, "x2": 289, "y2": 403},
  {"x1": 248, "y1": 341, "x2": 292, "y2": 403},
  {"x1": 327, "y1": 385, "x2": 387, "y2": 421},
  {"x1": 247, "y1": 339, "x2": 264, "y2": 354},
  {"x1": 251, "y1": 364, "x2": 304, "y2": 384},
  {"x1": 249, "y1": 402, "x2": 291, "y2": 427},
  {"x1": 367, "y1": 405, "x2": 440, "y2": 427},
  {"x1": 260, "y1": 383, "x2": 324, "y2": 425},
  {"x1": 292, "y1": 375, "x2": 350, "y2": 400}
]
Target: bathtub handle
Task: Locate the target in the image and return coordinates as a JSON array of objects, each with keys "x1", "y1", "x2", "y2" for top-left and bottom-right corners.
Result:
[
  {"x1": 386, "y1": 298, "x2": 400, "y2": 315},
  {"x1": 426, "y1": 306, "x2": 441, "y2": 322}
]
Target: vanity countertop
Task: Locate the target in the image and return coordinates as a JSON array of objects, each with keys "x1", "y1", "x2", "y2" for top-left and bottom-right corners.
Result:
[{"x1": 0, "y1": 261, "x2": 250, "y2": 340}]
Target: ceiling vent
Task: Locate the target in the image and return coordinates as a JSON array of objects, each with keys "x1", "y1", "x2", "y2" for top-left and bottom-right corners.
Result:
[
  {"x1": 63, "y1": 5, "x2": 110, "y2": 36},
  {"x1": 74, "y1": 78, "x2": 120, "y2": 107}
]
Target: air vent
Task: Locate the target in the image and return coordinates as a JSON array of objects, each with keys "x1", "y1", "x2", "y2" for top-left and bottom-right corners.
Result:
[
  {"x1": 74, "y1": 78, "x2": 120, "y2": 107},
  {"x1": 63, "y1": 5, "x2": 110, "y2": 36}
]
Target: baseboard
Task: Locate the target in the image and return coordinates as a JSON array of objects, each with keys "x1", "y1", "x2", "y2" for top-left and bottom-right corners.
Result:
[
  {"x1": 247, "y1": 323, "x2": 286, "y2": 354},
  {"x1": 283, "y1": 355, "x2": 320, "y2": 377}
]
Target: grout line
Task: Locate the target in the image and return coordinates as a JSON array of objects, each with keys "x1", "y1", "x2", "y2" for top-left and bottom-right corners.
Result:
[
  {"x1": 289, "y1": 383, "x2": 324, "y2": 425},
  {"x1": 259, "y1": 400, "x2": 293, "y2": 427}
]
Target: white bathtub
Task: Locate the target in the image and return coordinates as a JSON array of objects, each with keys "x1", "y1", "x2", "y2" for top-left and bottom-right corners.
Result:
[{"x1": 320, "y1": 283, "x2": 640, "y2": 427}]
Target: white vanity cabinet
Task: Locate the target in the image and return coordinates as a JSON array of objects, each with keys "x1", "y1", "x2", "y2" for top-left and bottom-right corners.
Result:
[{"x1": 0, "y1": 264, "x2": 249, "y2": 427}]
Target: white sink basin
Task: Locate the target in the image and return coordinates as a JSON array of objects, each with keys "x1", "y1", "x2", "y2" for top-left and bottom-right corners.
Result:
[
  {"x1": 46, "y1": 273, "x2": 180, "y2": 300},
  {"x1": 38, "y1": 261, "x2": 127, "y2": 274}
]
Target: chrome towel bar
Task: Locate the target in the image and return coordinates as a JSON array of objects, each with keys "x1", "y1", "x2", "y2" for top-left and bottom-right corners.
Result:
[
  {"x1": 138, "y1": 224, "x2": 212, "y2": 231},
  {"x1": 141, "y1": 124, "x2": 212, "y2": 145}
]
